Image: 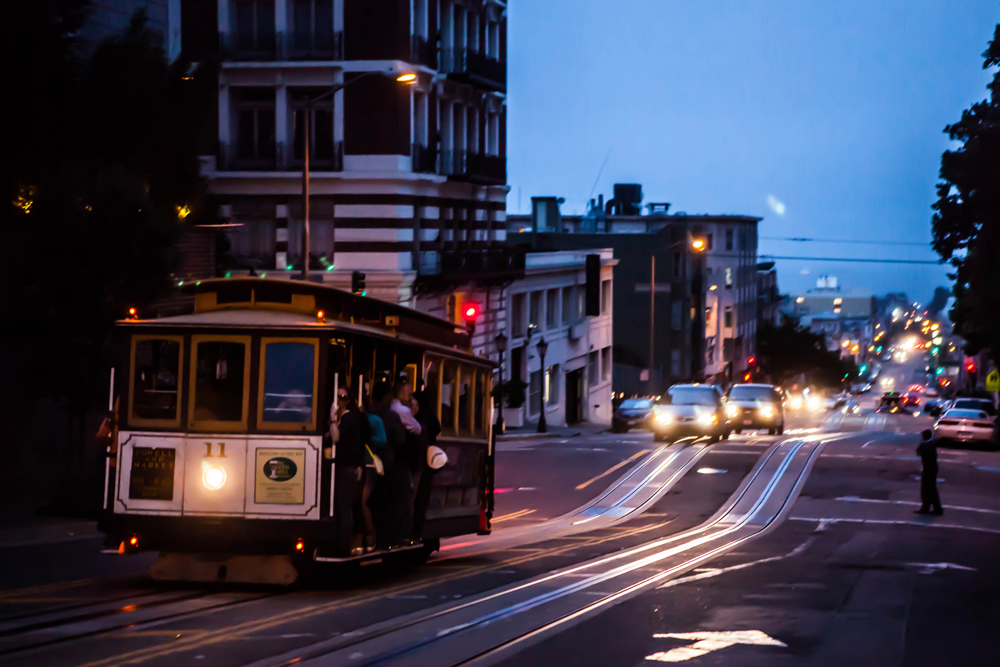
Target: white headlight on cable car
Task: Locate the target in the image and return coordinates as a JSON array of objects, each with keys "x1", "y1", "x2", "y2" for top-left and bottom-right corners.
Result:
[{"x1": 203, "y1": 465, "x2": 227, "y2": 491}]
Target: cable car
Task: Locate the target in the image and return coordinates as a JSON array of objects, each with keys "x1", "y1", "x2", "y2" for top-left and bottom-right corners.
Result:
[{"x1": 101, "y1": 278, "x2": 496, "y2": 584}]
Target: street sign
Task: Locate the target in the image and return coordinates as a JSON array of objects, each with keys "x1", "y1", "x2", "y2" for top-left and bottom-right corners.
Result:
[{"x1": 987, "y1": 369, "x2": 999, "y2": 392}]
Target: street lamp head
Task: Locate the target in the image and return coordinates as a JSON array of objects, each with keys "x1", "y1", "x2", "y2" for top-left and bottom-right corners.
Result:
[
  {"x1": 495, "y1": 331, "x2": 508, "y2": 353},
  {"x1": 691, "y1": 238, "x2": 706, "y2": 252},
  {"x1": 396, "y1": 73, "x2": 418, "y2": 84},
  {"x1": 536, "y1": 336, "x2": 549, "y2": 357}
]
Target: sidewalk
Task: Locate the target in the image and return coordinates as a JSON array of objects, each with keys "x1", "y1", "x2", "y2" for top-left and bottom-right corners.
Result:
[
  {"x1": 0, "y1": 503, "x2": 101, "y2": 549},
  {"x1": 496, "y1": 421, "x2": 610, "y2": 441}
]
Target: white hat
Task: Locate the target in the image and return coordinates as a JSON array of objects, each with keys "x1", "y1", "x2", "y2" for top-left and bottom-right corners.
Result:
[{"x1": 427, "y1": 445, "x2": 448, "y2": 470}]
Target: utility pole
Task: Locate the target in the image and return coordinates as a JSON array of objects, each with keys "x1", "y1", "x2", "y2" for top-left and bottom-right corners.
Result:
[
  {"x1": 649, "y1": 254, "x2": 656, "y2": 395},
  {"x1": 301, "y1": 106, "x2": 310, "y2": 280}
]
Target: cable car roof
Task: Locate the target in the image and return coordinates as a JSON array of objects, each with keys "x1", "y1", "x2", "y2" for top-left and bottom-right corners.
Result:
[{"x1": 118, "y1": 277, "x2": 486, "y2": 361}]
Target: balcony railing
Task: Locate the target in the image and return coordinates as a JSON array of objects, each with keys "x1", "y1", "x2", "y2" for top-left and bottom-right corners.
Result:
[
  {"x1": 411, "y1": 143, "x2": 437, "y2": 174},
  {"x1": 282, "y1": 30, "x2": 344, "y2": 60},
  {"x1": 220, "y1": 31, "x2": 344, "y2": 62},
  {"x1": 438, "y1": 149, "x2": 506, "y2": 184},
  {"x1": 410, "y1": 35, "x2": 438, "y2": 69},
  {"x1": 440, "y1": 47, "x2": 506, "y2": 90},
  {"x1": 220, "y1": 31, "x2": 276, "y2": 61},
  {"x1": 217, "y1": 141, "x2": 343, "y2": 172}
]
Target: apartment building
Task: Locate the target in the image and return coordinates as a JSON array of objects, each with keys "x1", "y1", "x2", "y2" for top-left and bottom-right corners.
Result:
[
  {"x1": 500, "y1": 250, "x2": 616, "y2": 428},
  {"x1": 508, "y1": 185, "x2": 761, "y2": 394},
  {"x1": 173, "y1": 0, "x2": 514, "y2": 355}
]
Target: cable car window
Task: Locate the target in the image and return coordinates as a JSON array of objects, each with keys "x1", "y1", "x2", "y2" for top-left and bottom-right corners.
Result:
[
  {"x1": 130, "y1": 336, "x2": 183, "y2": 426},
  {"x1": 258, "y1": 339, "x2": 318, "y2": 429},
  {"x1": 458, "y1": 367, "x2": 473, "y2": 434},
  {"x1": 441, "y1": 361, "x2": 457, "y2": 435},
  {"x1": 424, "y1": 357, "x2": 440, "y2": 420},
  {"x1": 189, "y1": 336, "x2": 251, "y2": 430}
]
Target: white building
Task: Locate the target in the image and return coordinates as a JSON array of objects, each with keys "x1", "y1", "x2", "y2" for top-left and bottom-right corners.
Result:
[
  {"x1": 173, "y1": 0, "x2": 512, "y2": 359},
  {"x1": 499, "y1": 250, "x2": 616, "y2": 428}
]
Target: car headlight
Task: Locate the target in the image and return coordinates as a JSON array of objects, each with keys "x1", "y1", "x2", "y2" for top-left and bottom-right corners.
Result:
[
  {"x1": 790, "y1": 397, "x2": 803, "y2": 410},
  {"x1": 759, "y1": 405, "x2": 774, "y2": 418},
  {"x1": 806, "y1": 398, "x2": 822, "y2": 412},
  {"x1": 655, "y1": 412, "x2": 673, "y2": 425},
  {"x1": 726, "y1": 405, "x2": 739, "y2": 418},
  {"x1": 697, "y1": 413, "x2": 718, "y2": 426},
  {"x1": 202, "y1": 464, "x2": 227, "y2": 491}
]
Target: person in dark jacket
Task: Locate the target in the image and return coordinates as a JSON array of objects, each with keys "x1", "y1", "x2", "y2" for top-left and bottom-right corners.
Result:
[
  {"x1": 332, "y1": 387, "x2": 367, "y2": 555},
  {"x1": 412, "y1": 390, "x2": 442, "y2": 540},
  {"x1": 915, "y1": 429, "x2": 943, "y2": 515},
  {"x1": 370, "y1": 381, "x2": 412, "y2": 547}
]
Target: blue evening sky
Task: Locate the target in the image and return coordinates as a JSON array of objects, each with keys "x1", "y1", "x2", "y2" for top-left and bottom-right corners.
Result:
[{"x1": 506, "y1": 0, "x2": 998, "y2": 299}]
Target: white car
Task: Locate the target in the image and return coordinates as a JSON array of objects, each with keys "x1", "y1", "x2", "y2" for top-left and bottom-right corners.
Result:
[{"x1": 934, "y1": 409, "x2": 997, "y2": 447}]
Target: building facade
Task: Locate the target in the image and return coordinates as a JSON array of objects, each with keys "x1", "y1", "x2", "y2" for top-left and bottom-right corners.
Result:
[
  {"x1": 508, "y1": 185, "x2": 760, "y2": 395},
  {"x1": 500, "y1": 250, "x2": 616, "y2": 428},
  {"x1": 174, "y1": 0, "x2": 514, "y2": 356}
]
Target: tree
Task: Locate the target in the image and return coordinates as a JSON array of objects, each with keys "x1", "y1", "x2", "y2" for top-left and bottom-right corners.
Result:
[
  {"x1": 758, "y1": 321, "x2": 856, "y2": 389},
  {"x1": 927, "y1": 286, "x2": 951, "y2": 317},
  {"x1": 931, "y1": 25, "x2": 1000, "y2": 369},
  {"x1": 0, "y1": 5, "x2": 216, "y2": 492}
]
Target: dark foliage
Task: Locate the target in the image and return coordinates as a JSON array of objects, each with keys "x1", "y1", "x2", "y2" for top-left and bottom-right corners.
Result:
[
  {"x1": 758, "y1": 321, "x2": 857, "y2": 389},
  {"x1": 931, "y1": 25, "x2": 1000, "y2": 368}
]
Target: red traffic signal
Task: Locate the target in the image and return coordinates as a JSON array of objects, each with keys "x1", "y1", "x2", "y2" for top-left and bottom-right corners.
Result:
[
  {"x1": 747, "y1": 356, "x2": 756, "y2": 366},
  {"x1": 462, "y1": 302, "x2": 480, "y2": 323},
  {"x1": 966, "y1": 361, "x2": 976, "y2": 373},
  {"x1": 743, "y1": 372, "x2": 752, "y2": 382}
]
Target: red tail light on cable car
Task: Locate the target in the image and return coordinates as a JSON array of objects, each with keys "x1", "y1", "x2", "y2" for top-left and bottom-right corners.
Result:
[
  {"x1": 295, "y1": 540, "x2": 305, "y2": 552},
  {"x1": 316, "y1": 310, "x2": 325, "y2": 323}
]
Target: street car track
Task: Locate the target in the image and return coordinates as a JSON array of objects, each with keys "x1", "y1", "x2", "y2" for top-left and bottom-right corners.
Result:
[{"x1": 241, "y1": 435, "x2": 837, "y2": 667}]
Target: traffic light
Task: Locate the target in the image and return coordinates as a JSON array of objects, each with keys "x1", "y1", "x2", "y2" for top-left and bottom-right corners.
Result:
[
  {"x1": 351, "y1": 271, "x2": 366, "y2": 295},
  {"x1": 743, "y1": 372, "x2": 752, "y2": 382},
  {"x1": 747, "y1": 356, "x2": 756, "y2": 366},
  {"x1": 860, "y1": 364, "x2": 867, "y2": 374},
  {"x1": 935, "y1": 367, "x2": 944, "y2": 375},
  {"x1": 966, "y1": 361, "x2": 977, "y2": 374},
  {"x1": 462, "y1": 301, "x2": 481, "y2": 335},
  {"x1": 585, "y1": 254, "x2": 601, "y2": 317},
  {"x1": 462, "y1": 302, "x2": 481, "y2": 323}
]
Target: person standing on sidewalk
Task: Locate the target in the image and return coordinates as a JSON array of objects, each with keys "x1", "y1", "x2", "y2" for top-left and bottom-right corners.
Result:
[{"x1": 915, "y1": 429, "x2": 943, "y2": 515}]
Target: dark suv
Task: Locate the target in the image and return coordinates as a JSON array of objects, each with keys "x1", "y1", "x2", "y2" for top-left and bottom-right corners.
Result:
[{"x1": 725, "y1": 384, "x2": 785, "y2": 435}]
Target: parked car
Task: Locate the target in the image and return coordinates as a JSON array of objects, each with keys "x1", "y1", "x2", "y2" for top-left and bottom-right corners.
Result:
[
  {"x1": 934, "y1": 408, "x2": 997, "y2": 448},
  {"x1": 725, "y1": 384, "x2": 785, "y2": 435},
  {"x1": 951, "y1": 398, "x2": 998, "y2": 421},
  {"x1": 924, "y1": 398, "x2": 949, "y2": 417},
  {"x1": 651, "y1": 384, "x2": 730, "y2": 443},
  {"x1": 612, "y1": 398, "x2": 655, "y2": 433}
]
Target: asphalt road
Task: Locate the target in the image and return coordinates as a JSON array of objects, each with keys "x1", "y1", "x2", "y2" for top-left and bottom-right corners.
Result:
[{"x1": 2, "y1": 368, "x2": 996, "y2": 667}]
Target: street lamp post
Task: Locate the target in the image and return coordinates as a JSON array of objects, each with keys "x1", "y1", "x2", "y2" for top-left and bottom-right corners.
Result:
[
  {"x1": 299, "y1": 71, "x2": 416, "y2": 280},
  {"x1": 536, "y1": 336, "x2": 549, "y2": 434},
  {"x1": 649, "y1": 236, "x2": 706, "y2": 393},
  {"x1": 495, "y1": 332, "x2": 508, "y2": 435}
]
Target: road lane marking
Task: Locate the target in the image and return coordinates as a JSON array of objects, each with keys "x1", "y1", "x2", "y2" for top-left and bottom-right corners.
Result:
[
  {"x1": 493, "y1": 510, "x2": 537, "y2": 523},
  {"x1": 835, "y1": 496, "x2": 1000, "y2": 515},
  {"x1": 790, "y1": 516, "x2": 1000, "y2": 535},
  {"x1": 647, "y1": 630, "x2": 786, "y2": 662},
  {"x1": 575, "y1": 450, "x2": 650, "y2": 490}
]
